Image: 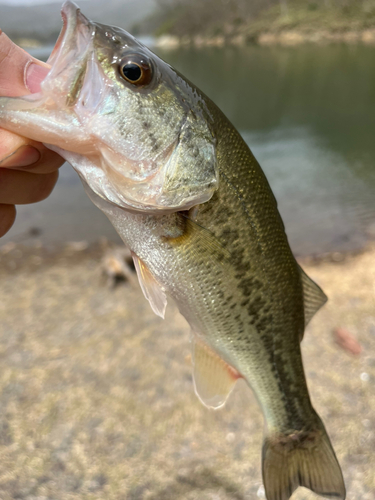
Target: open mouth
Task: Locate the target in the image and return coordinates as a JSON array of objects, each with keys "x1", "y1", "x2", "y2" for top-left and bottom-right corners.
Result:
[
  {"x1": 48, "y1": 1, "x2": 91, "y2": 67},
  {"x1": 47, "y1": 8, "x2": 68, "y2": 62}
]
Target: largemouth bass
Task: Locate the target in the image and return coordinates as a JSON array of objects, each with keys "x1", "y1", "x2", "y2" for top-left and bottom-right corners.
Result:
[{"x1": 0, "y1": 3, "x2": 345, "y2": 499}]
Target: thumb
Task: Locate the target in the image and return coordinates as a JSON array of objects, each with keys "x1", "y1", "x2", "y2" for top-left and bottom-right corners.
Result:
[
  {"x1": 0, "y1": 31, "x2": 63, "y2": 172},
  {"x1": 0, "y1": 30, "x2": 50, "y2": 96}
]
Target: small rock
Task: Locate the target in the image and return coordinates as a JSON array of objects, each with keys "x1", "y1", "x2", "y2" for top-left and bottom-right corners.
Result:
[
  {"x1": 0, "y1": 241, "x2": 15, "y2": 254},
  {"x1": 29, "y1": 227, "x2": 42, "y2": 237},
  {"x1": 362, "y1": 419, "x2": 371, "y2": 428},
  {"x1": 66, "y1": 240, "x2": 88, "y2": 252},
  {"x1": 226, "y1": 432, "x2": 235, "y2": 443},
  {"x1": 333, "y1": 327, "x2": 362, "y2": 355},
  {"x1": 31, "y1": 255, "x2": 42, "y2": 266},
  {"x1": 332, "y1": 252, "x2": 344, "y2": 262},
  {"x1": 257, "y1": 485, "x2": 265, "y2": 498},
  {"x1": 101, "y1": 245, "x2": 135, "y2": 287}
]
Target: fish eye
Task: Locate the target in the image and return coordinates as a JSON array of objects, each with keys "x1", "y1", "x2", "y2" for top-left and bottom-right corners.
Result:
[{"x1": 119, "y1": 54, "x2": 153, "y2": 87}]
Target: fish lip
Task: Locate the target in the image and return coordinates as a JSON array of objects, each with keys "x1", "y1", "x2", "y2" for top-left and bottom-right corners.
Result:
[{"x1": 48, "y1": 1, "x2": 92, "y2": 66}]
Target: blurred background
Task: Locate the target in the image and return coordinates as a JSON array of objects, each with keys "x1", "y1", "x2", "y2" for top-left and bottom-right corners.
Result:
[
  {"x1": 0, "y1": 1, "x2": 374, "y2": 499},
  {"x1": 2, "y1": 0, "x2": 375, "y2": 255}
]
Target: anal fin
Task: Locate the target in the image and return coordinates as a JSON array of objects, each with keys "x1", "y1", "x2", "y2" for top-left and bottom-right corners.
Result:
[
  {"x1": 132, "y1": 252, "x2": 167, "y2": 319},
  {"x1": 192, "y1": 335, "x2": 241, "y2": 409}
]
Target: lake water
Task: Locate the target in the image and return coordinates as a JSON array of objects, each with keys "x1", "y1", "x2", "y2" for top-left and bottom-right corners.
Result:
[{"x1": 3, "y1": 43, "x2": 375, "y2": 256}]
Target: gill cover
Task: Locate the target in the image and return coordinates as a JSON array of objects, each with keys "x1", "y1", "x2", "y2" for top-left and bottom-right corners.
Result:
[{"x1": 0, "y1": 1, "x2": 218, "y2": 214}]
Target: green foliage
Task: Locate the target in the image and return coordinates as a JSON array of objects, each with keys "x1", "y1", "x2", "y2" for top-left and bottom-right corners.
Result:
[
  {"x1": 145, "y1": 0, "x2": 274, "y2": 37},
  {"x1": 141, "y1": 0, "x2": 375, "y2": 38},
  {"x1": 155, "y1": 16, "x2": 179, "y2": 37},
  {"x1": 254, "y1": 0, "x2": 375, "y2": 33}
]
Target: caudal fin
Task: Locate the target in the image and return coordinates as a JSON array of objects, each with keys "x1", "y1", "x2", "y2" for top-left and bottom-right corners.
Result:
[{"x1": 262, "y1": 426, "x2": 346, "y2": 500}]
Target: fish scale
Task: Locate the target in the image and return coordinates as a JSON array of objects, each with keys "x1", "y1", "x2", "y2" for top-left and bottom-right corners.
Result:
[{"x1": 0, "y1": 2, "x2": 345, "y2": 499}]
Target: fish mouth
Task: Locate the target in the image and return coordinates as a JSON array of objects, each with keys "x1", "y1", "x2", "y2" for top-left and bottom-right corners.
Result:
[
  {"x1": 42, "y1": 1, "x2": 95, "y2": 106},
  {"x1": 48, "y1": 1, "x2": 93, "y2": 68}
]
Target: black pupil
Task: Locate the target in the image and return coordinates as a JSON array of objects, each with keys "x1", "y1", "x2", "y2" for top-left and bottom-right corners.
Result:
[{"x1": 123, "y1": 63, "x2": 142, "y2": 82}]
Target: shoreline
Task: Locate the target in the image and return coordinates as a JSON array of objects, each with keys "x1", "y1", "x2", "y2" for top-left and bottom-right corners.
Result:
[
  {"x1": 154, "y1": 29, "x2": 375, "y2": 49},
  {"x1": 1, "y1": 237, "x2": 375, "y2": 274},
  {"x1": 17, "y1": 28, "x2": 375, "y2": 54}
]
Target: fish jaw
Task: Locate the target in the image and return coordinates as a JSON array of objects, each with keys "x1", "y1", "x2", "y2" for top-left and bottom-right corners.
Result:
[
  {"x1": 47, "y1": 1, "x2": 91, "y2": 69},
  {"x1": 0, "y1": 1, "x2": 96, "y2": 153},
  {"x1": 44, "y1": 2, "x2": 114, "y2": 118}
]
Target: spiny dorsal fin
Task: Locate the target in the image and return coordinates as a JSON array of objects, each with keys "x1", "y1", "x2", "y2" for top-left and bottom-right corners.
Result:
[
  {"x1": 299, "y1": 265, "x2": 327, "y2": 328},
  {"x1": 192, "y1": 334, "x2": 241, "y2": 409},
  {"x1": 132, "y1": 252, "x2": 167, "y2": 319}
]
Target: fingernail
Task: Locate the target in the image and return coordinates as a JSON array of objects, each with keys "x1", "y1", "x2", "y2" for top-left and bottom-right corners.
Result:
[
  {"x1": 0, "y1": 146, "x2": 41, "y2": 168},
  {"x1": 25, "y1": 62, "x2": 50, "y2": 94}
]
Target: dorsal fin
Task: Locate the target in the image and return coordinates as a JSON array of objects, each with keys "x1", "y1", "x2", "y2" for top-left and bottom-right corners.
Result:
[
  {"x1": 299, "y1": 265, "x2": 327, "y2": 328},
  {"x1": 132, "y1": 252, "x2": 167, "y2": 319},
  {"x1": 192, "y1": 334, "x2": 241, "y2": 409}
]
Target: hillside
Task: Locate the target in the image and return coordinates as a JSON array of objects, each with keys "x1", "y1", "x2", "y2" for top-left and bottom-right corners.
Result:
[
  {"x1": 139, "y1": 0, "x2": 375, "y2": 46},
  {"x1": 0, "y1": 0, "x2": 156, "y2": 44}
]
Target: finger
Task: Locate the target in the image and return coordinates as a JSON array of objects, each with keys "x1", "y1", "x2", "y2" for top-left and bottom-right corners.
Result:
[
  {"x1": 0, "y1": 169, "x2": 58, "y2": 205},
  {"x1": 0, "y1": 132, "x2": 65, "y2": 173},
  {"x1": 1, "y1": 145, "x2": 65, "y2": 174},
  {"x1": 0, "y1": 30, "x2": 49, "y2": 96},
  {"x1": 0, "y1": 32, "x2": 62, "y2": 174},
  {"x1": 0, "y1": 203, "x2": 16, "y2": 237}
]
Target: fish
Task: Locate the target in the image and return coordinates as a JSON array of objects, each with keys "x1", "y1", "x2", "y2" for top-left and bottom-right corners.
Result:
[{"x1": 0, "y1": 2, "x2": 346, "y2": 499}]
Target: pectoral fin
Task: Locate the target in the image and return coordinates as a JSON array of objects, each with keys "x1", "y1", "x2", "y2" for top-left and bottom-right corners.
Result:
[
  {"x1": 192, "y1": 335, "x2": 241, "y2": 409},
  {"x1": 132, "y1": 253, "x2": 167, "y2": 319}
]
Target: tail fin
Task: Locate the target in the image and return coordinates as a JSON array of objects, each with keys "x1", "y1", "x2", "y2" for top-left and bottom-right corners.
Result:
[{"x1": 262, "y1": 426, "x2": 346, "y2": 500}]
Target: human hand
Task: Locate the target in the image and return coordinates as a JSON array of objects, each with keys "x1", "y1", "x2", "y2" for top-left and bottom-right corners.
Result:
[{"x1": 0, "y1": 30, "x2": 64, "y2": 237}]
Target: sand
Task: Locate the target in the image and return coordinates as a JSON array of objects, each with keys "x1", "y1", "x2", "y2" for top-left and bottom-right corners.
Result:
[{"x1": 0, "y1": 241, "x2": 374, "y2": 500}]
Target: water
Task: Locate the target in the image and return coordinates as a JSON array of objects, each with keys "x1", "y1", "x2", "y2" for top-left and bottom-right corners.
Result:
[{"x1": 4, "y1": 43, "x2": 375, "y2": 256}]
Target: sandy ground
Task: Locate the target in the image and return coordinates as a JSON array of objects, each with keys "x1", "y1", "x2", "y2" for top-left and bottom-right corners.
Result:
[{"x1": 0, "y1": 241, "x2": 374, "y2": 500}]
